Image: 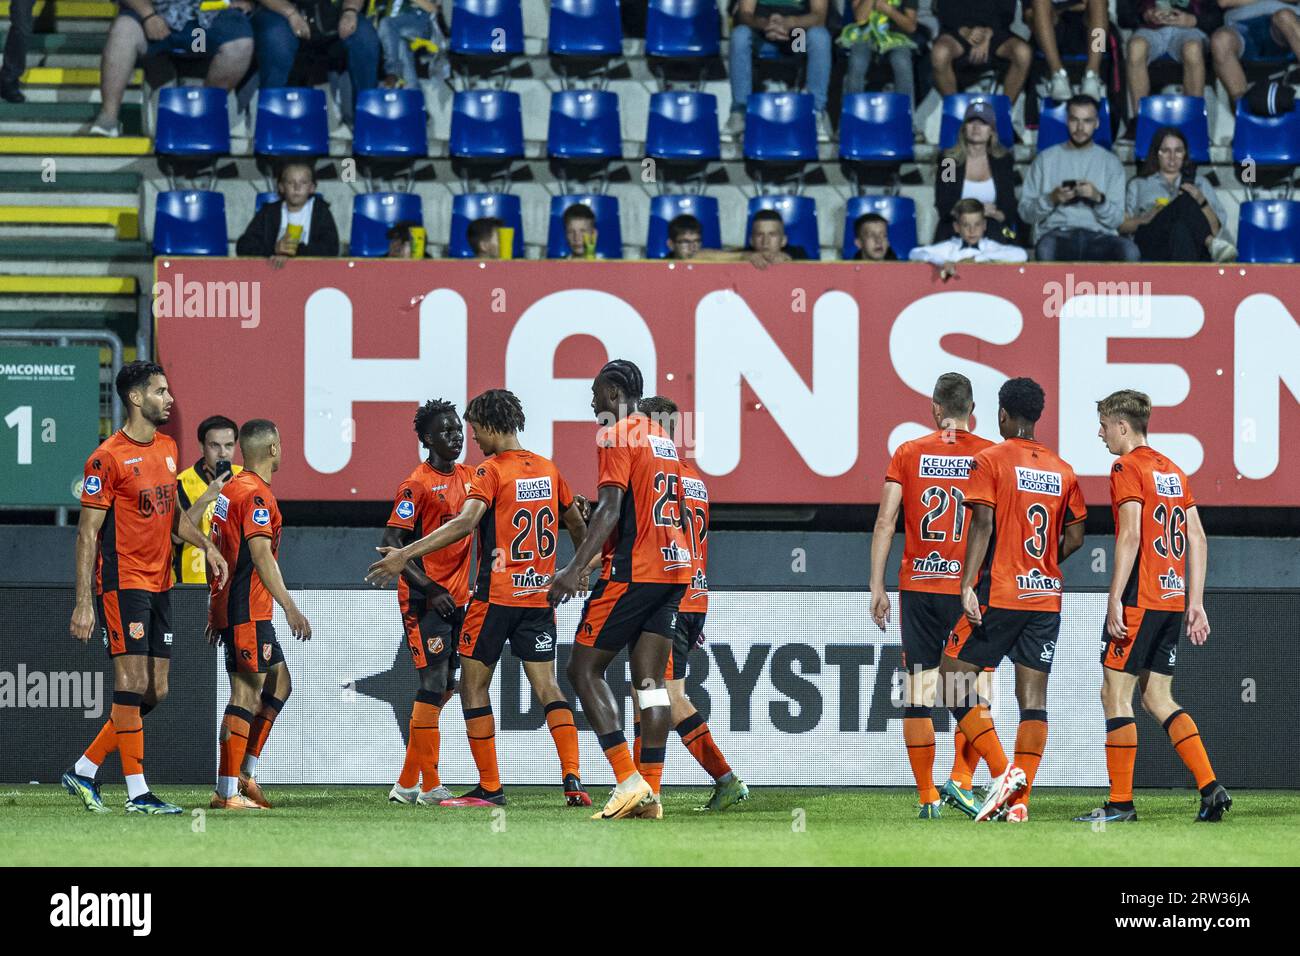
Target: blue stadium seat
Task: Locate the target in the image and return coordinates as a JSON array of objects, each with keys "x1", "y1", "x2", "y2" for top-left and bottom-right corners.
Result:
[
  {"x1": 450, "y1": 0, "x2": 524, "y2": 56},
  {"x1": 254, "y1": 87, "x2": 328, "y2": 158},
  {"x1": 1232, "y1": 101, "x2": 1300, "y2": 169},
  {"x1": 939, "y1": 93, "x2": 1015, "y2": 151},
  {"x1": 841, "y1": 195, "x2": 918, "y2": 260},
  {"x1": 350, "y1": 192, "x2": 423, "y2": 257},
  {"x1": 448, "y1": 192, "x2": 524, "y2": 258},
  {"x1": 354, "y1": 89, "x2": 428, "y2": 159},
  {"x1": 450, "y1": 90, "x2": 524, "y2": 160},
  {"x1": 645, "y1": 91, "x2": 720, "y2": 162},
  {"x1": 153, "y1": 190, "x2": 227, "y2": 256},
  {"x1": 546, "y1": 194, "x2": 623, "y2": 258},
  {"x1": 547, "y1": 90, "x2": 622, "y2": 161},
  {"x1": 254, "y1": 191, "x2": 279, "y2": 213},
  {"x1": 839, "y1": 92, "x2": 913, "y2": 163},
  {"x1": 646, "y1": 0, "x2": 721, "y2": 59},
  {"x1": 154, "y1": 86, "x2": 230, "y2": 158},
  {"x1": 1134, "y1": 95, "x2": 1209, "y2": 163},
  {"x1": 549, "y1": 0, "x2": 623, "y2": 58},
  {"x1": 745, "y1": 194, "x2": 820, "y2": 260},
  {"x1": 743, "y1": 92, "x2": 816, "y2": 164},
  {"x1": 645, "y1": 194, "x2": 721, "y2": 259},
  {"x1": 1037, "y1": 96, "x2": 1113, "y2": 151},
  {"x1": 1237, "y1": 200, "x2": 1300, "y2": 263}
]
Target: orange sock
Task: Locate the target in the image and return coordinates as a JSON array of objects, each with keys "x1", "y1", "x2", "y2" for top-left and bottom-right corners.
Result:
[
  {"x1": 1164, "y1": 709, "x2": 1216, "y2": 789},
  {"x1": 245, "y1": 694, "x2": 284, "y2": 763},
  {"x1": 639, "y1": 745, "x2": 665, "y2": 795},
  {"x1": 463, "y1": 705, "x2": 501, "y2": 792},
  {"x1": 411, "y1": 699, "x2": 442, "y2": 790},
  {"x1": 598, "y1": 731, "x2": 636, "y2": 784},
  {"x1": 902, "y1": 708, "x2": 939, "y2": 804},
  {"x1": 397, "y1": 717, "x2": 422, "y2": 789},
  {"x1": 112, "y1": 697, "x2": 145, "y2": 778},
  {"x1": 950, "y1": 729, "x2": 978, "y2": 790},
  {"x1": 1105, "y1": 717, "x2": 1137, "y2": 804},
  {"x1": 84, "y1": 719, "x2": 118, "y2": 766},
  {"x1": 218, "y1": 706, "x2": 252, "y2": 785},
  {"x1": 955, "y1": 704, "x2": 1008, "y2": 776},
  {"x1": 544, "y1": 701, "x2": 580, "y2": 779},
  {"x1": 675, "y1": 713, "x2": 733, "y2": 781},
  {"x1": 1011, "y1": 710, "x2": 1048, "y2": 807}
]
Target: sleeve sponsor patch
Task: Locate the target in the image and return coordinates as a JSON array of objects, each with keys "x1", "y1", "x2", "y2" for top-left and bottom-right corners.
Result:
[
  {"x1": 1014, "y1": 466, "x2": 1062, "y2": 496},
  {"x1": 1152, "y1": 471, "x2": 1185, "y2": 498},
  {"x1": 515, "y1": 476, "x2": 553, "y2": 501},
  {"x1": 251, "y1": 507, "x2": 271, "y2": 527},
  {"x1": 918, "y1": 455, "x2": 974, "y2": 479},
  {"x1": 83, "y1": 475, "x2": 102, "y2": 495},
  {"x1": 647, "y1": 434, "x2": 680, "y2": 460},
  {"x1": 395, "y1": 499, "x2": 415, "y2": 520}
]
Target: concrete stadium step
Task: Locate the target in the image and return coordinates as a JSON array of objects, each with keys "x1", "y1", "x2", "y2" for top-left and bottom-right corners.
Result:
[
  {"x1": 0, "y1": 204, "x2": 139, "y2": 238},
  {"x1": 0, "y1": 170, "x2": 141, "y2": 195},
  {"x1": 0, "y1": 134, "x2": 152, "y2": 155},
  {"x1": 0, "y1": 238, "x2": 149, "y2": 260},
  {"x1": 22, "y1": 67, "x2": 141, "y2": 87},
  {"x1": 0, "y1": 33, "x2": 106, "y2": 56},
  {"x1": 0, "y1": 275, "x2": 137, "y2": 296},
  {"x1": 0, "y1": 102, "x2": 143, "y2": 136},
  {"x1": 0, "y1": 1, "x2": 116, "y2": 16}
]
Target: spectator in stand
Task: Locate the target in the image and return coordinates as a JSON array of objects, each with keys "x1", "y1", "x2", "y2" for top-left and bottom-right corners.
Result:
[
  {"x1": 1121, "y1": 126, "x2": 1235, "y2": 260},
  {"x1": 89, "y1": 0, "x2": 255, "y2": 137},
  {"x1": 930, "y1": 0, "x2": 1033, "y2": 111},
  {"x1": 466, "y1": 216, "x2": 504, "y2": 259},
  {"x1": 1, "y1": 0, "x2": 34, "y2": 103},
  {"x1": 1210, "y1": 0, "x2": 1300, "y2": 107},
  {"x1": 386, "y1": 220, "x2": 428, "y2": 258},
  {"x1": 665, "y1": 213, "x2": 792, "y2": 267},
  {"x1": 236, "y1": 161, "x2": 340, "y2": 266},
  {"x1": 555, "y1": 203, "x2": 600, "y2": 259},
  {"x1": 378, "y1": 0, "x2": 449, "y2": 90},
  {"x1": 910, "y1": 197, "x2": 1028, "y2": 276},
  {"x1": 726, "y1": 1, "x2": 835, "y2": 142},
  {"x1": 933, "y1": 100, "x2": 1023, "y2": 244},
  {"x1": 850, "y1": 212, "x2": 899, "y2": 259},
  {"x1": 251, "y1": 0, "x2": 381, "y2": 127},
  {"x1": 1019, "y1": 95, "x2": 1138, "y2": 261},
  {"x1": 173, "y1": 415, "x2": 242, "y2": 585},
  {"x1": 745, "y1": 208, "x2": 810, "y2": 258},
  {"x1": 1126, "y1": 0, "x2": 1218, "y2": 122},
  {"x1": 840, "y1": 0, "x2": 920, "y2": 107},
  {"x1": 1025, "y1": 0, "x2": 1109, "y2": 102}
]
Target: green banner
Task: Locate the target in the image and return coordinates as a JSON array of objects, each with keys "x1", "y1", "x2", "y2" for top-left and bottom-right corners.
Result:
[{"x1": 0, "y1": 346, "x2": 103, "y2": 507}]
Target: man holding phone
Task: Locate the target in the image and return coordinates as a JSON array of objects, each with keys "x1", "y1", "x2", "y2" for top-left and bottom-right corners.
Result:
[
  {"x1": 1019, "y1": 95, "x2": 1139, "y2": 262},
  {"x1": 174, "y1": 415, "x2": 243, "y2": 585}
]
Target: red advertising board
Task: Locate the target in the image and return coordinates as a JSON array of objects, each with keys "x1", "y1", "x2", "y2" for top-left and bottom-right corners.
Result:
[{"x1": 154, "y1": 259, "x2": 1300, "y2": 506}]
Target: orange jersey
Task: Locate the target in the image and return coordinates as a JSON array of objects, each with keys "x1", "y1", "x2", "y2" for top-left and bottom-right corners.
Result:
[
  {"x1": 679, "y1": 458, "x2": 710, "y2": 612},
  {"x1": 1111, "y1": 445, "x2": 1196, "y2": 612},
  {"x1": 596, "y1": 413, "x2": 692, "y2": 585},
  {"x1": 79, "y1": 430, "x2": 180, "y2": 594},
  {"x1": 466, "y1": 449, "x2": 574, "y2": 607},
  {"x1": 208, "y1": 471, "x2": 283, "y2": 628},
  {"x1": 387, "y1": 460, "x2": 474, "y2": 607},
  {"x1": 963, "y1": 438, "x2": 1086, "y2": 612},
  {"x1": 884, "y1": 428, "x2": 996, "y2": 594}
]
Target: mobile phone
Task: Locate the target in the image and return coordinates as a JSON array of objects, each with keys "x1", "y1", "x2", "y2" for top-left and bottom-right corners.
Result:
[
  {"x1": 1062, "y1": 179, "x2": 1078, "y2": 189},
  {"x1": 215, "y1": 460, "x2": 233, "y2": 480},
  {"x1": 1181, "y1": 161, "x2": 1197, "y2": 182}
]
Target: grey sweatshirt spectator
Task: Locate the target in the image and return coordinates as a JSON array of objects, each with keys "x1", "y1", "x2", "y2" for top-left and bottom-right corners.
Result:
[{"x1": 1019, "y1": 96, "x2": 1138, "y2": 261}]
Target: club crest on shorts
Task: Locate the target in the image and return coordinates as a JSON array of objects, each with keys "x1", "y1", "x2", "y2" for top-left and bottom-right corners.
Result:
[
  {"x1": 129, "y1": 621, "x2": 145, "y2": 641},
  {"x1": 427, "y1": 636, "x2": 444, "y2": 655},
  {"x1": 262, "y1": 642, "x2": 273, "y2": 662}
]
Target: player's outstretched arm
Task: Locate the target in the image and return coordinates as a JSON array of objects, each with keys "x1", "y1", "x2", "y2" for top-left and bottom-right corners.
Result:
[
  {"x1": 175, "y1": 505, "x2": 228, "y2": 588},
  {"x1": 869, "y1": 481, "x2": 903, "y2": 631},
  {"x1": 549, "y1": 486, "x2": 622, "y2": 606},
  {"x1": 1106, "y1": 501, "x2": 1141, "y2": 640},
  {"x1": 958, "y1": 503, "x2": 993, "y2": 625},
  {"x1": 70, "y1": 505, "x2": 108, "y2": 642},
  {"x1": 367, "y1": 498, "x2": 486, "y2": 587},
  {"x1": 1184, "y1": 505, "x2": 1211, "y2": 645},
  {"x1": 249, "y1": 535, "x2": 311, "y2": 641}
]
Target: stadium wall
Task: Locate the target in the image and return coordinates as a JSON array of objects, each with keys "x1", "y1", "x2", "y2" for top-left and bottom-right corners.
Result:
[{"x1": 3, "y1": 585, "x2": 1295, "y2": 789}]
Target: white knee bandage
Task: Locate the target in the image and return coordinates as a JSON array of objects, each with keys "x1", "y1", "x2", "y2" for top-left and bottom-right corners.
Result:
[{"x1": 637, "y1": 687, "x2": 670, "y2": 709}]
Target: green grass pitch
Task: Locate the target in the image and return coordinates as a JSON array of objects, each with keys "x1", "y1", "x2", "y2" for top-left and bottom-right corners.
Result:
[{"x1": 3, "y1": 786, "x2": 1298, "y2": 866}]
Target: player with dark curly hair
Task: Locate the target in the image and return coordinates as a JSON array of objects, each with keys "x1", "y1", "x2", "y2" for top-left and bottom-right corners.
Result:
[
  {"x1": 368, "y1": 389, "x2": 593, "y2": 808},
  {"x1": 937, "y1": 376, "x2": 1087, "y2": 823},
  {"x1": 379, "y1": 399, "x2": 473, "y2": 807}
]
